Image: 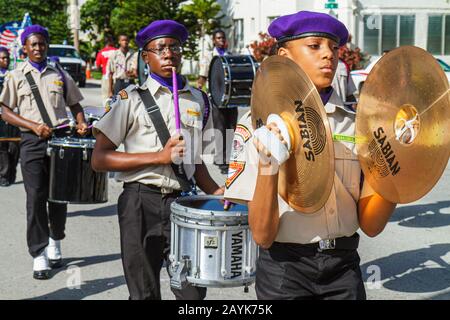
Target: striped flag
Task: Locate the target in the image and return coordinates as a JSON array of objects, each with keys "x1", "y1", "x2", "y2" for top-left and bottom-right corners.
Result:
[
  {"x1": 0, "y1": 21, "x2": 20, "y2": 48},
  {"x1": 0, "y1": 28, "x2": 17, "y2": 47}
]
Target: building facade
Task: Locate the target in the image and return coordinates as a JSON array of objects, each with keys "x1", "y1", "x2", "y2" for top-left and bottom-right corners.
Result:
[{"x1": 218, "y1": 0, "x2": 450, "y2": 63}]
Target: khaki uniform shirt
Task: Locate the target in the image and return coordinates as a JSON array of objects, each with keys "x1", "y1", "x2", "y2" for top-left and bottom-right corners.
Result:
[
  {"x1": 107, "y1": 49, "x2": 138, "y2": 80},
  {"x1": 224, "y1": 90, "x2": 375, "y2": 244},
  {"x1": 198, "y1": 47, "x2": 230, "y2": 78},
  {"x1": 332, "y1": 60, "x2": 357, "y2": 103},
  {"x1": 0, "y1": 61, "x2": 83, "y2": 131},
  {"x1": 93, "y1": 76, "x2": 213, "y2": 192}
]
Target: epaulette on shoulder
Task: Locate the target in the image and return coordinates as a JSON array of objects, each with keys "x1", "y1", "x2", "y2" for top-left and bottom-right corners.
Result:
[{"x1": 118, "y1": 84, "x2": 138, "y2": 101}]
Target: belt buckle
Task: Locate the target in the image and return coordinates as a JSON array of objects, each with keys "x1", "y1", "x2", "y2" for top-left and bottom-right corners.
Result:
[{"x1": 318, "y1": 239, "x2": 336, "y2": 252}]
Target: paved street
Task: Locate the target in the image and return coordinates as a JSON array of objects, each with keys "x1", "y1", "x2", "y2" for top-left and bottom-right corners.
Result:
[{"x1": 0, "y1": 79, "x2": 449, "y2": 300}]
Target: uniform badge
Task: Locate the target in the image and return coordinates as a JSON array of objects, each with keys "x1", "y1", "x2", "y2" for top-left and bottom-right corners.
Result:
[
  {"x1": 231, "y1": 139, "x2": 244, "y2": 160},
  {"x1": 235, "y1": 124, "x2": 251, "y2": 142},
  {"x1": 186, "y1": 108, "x2": 201, "y2": 117},
  {"x1": 118, "y1": 89, "x2": 128, "y2": 100},
  {"x1": 104, "y1": 96, "x2": 118, "y2": 114},
  {"x1": 225, "y1": 161, "x2": 245, "y2": 189},
  {"x1": 53, "y1": 80, "x2": 64, "y2": 87}
]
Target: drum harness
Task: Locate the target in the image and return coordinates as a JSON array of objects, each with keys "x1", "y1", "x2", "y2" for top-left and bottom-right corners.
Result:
[{"x1": 137, "y1": 87, "x2": 204, "y2": 197}]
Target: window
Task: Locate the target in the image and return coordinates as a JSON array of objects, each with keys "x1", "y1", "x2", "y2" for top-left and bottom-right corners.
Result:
[
  {"x1": 48, "y1": 47, "x2": 80, "y2": 59},
  {"x1": 427, "y1": 15, "x2": 450, "y2": 55},
  {"x1": 233, "y1": 19, "x2": 244, "y2": 50},
  {"x1": 363, "y1": 15, "x2": 415, "y2": 55}
]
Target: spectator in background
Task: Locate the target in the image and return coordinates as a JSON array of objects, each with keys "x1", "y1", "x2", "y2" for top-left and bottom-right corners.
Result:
[
  {"x1": 95, "y1": 36, "x2": 117, "y2": 102},
  {"x1": 107, "y1": 34, "x2": 137, "y2": 97}
]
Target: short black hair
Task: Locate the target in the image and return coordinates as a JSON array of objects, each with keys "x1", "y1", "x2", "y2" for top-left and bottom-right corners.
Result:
[
  {"x1": 105, "y1": 35, "x2": 115, "y2": 45},
  {"x1": 212, "y1": 29, "x2": 226, "y2": 39},
  {"x1": 118, "y1": 34, "x2": 129, "y2": 40}
]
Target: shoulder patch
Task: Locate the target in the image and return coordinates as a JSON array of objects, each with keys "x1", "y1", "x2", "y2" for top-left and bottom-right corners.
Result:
[
  {"x1": 104, "y1": 95, "x2": 118, "y2": 114},
  {"x1": 225, "y1": 161, "x2": 246, "y2": 189},
  {"x1": 235, "y1": 124, "x2": 252, "y2": 142},
  {"x1": 118, "y1": 89, "x2": 128, "y2": 100}
]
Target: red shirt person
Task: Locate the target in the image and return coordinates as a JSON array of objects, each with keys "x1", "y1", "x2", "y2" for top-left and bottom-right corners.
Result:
[{"x1": 95, "y1": 36, "x2": 117, "y2": 101}]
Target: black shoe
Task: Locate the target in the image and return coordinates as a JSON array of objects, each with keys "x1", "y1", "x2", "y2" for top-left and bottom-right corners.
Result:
[
  {"x1": 0, "y1": 177, "x2": 10, "y2": 187},
  {"x1": 33, "y1": 270, "x2": 50, "y2": 280},
  {"x1": 49, "y1": 259, "x2": 63, "y2": 269}
]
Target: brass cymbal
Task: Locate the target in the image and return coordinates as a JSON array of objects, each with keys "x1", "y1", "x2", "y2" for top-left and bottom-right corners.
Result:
[
  {"x1": 251, "y1": 55, "x2": 334, "y2": 213},
  {"x1": 356, "y1": 46, "x2": 450, "y2": 203}
]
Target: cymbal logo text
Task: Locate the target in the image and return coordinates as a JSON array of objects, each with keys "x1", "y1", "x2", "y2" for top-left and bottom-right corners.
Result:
[
  {"x1": 295, "y1": 100, "x2": 326, "y2": 162},
  {"x1": 368, "y1": 127, "x2": 401, "y2": 178}
]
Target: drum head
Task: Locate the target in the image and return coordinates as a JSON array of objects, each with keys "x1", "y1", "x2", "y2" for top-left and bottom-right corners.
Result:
[
  {"x1": 179, "y1": 196, "x2": 247, "y2": 212},
  {"x1": 171, "y1": 195, "x2": 248, "y2": 223},
  {"x1": 83, "y1": 106, "x2": 105, "y2": 120},
  {"x1": 208, "y1": 56, "x2": 226, "y2": 107}
]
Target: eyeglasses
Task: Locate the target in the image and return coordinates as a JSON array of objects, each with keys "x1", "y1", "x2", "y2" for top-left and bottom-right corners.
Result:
[{"x1": 144, "y1": 45, "x2": 183, "y2": 56}]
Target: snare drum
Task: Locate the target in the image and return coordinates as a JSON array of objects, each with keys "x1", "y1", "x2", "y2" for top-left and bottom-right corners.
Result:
[
  {"x1": 0, "y1": 112, "x2": 20, "y2": 142},
  {"x1": 208, "y1": 55, "x2": 258, "y2": 108},
  {"x1": 169, "y1": 195, "x2": 257, "y2": 289},
  {"x1": 47, "y1": 137, "x2": 108, "y2": 204}
]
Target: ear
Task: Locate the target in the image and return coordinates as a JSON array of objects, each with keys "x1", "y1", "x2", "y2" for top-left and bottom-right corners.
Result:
[
  {"x1": 277, "y1": 46, "x2": 288, "y2": 57},
  {"x1": 141, "y1": 50, "x2": 149, "y2": 64}
]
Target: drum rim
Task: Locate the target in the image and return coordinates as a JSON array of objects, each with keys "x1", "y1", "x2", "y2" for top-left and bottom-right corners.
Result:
[
  {"x1": 48, "y1": 137, "x2": 96, "y2": 148},
  {"x1": 171, "y1": 194, "x2": 248, "y2": 221}
]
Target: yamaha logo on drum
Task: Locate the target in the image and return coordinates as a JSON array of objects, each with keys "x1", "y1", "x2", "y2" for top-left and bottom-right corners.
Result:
[
  {"x1": 230, "y1": 231, "x2": 243, "y2": 278},
  {"x1": 295, "y1": 99, "x2": 326, "y2": 161}
]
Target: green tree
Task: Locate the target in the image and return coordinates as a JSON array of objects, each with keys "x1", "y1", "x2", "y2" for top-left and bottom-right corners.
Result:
[
  {"x1": 0, "y1": 0, "x2": 71, "y2": 44},
  {"x1": 80, "y1": 0, "x2": 119, "y2": 46},
  {"x1": 107, "y1": 0, "x2": 227, "y2": 60}
]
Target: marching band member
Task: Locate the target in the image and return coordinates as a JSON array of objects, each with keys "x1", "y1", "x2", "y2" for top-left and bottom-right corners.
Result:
[
  {"x1": 224, "y1": 11, "x2": 397, "y2": 300},
  {"x1": 91, "y1": 20, "x2": 223, "y2": 300},
  {"x1": 198, "y1": 30, "x2": 237, "y2": 175},
  {"x1": 0, "y1": 25, "x2": 87, "y2": 280},
  {"x1": 0, "y1": 46, "x2": 19, "y2": 187}
]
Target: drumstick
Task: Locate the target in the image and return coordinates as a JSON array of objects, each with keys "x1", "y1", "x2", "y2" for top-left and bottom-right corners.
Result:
[
  {"x1": 172, "y1": 67, "x2": 181, "y2": 135},
  {"x1": 224, "y1": 200, "x2": 231, "y2": 211}
]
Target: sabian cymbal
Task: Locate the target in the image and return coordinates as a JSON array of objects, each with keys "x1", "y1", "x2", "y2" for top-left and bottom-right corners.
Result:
[
  {"x1": 356, "y1": 46, "x2": 450, "y2": 203},
  {"x1": 251, "y1": 55, "x2": 334, "y2": 213}
]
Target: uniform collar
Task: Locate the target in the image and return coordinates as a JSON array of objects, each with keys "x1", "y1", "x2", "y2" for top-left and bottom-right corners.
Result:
[
  {"x1": 22, "y1": 60, "x2": 57, "y2": 75},
  {"x1": 144, "y1": 74, "x2": 193, "y2": 96},
  {"x1": 324, "y1": 89, "x2": 355, "y2": 114},
  {"x1": 118, "y1": 48, "x2": 134, "y2": 57}
]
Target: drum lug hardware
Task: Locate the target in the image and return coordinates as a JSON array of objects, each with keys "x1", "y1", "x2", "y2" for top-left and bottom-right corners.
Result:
[
  {"x1": 83, "y1": 149, "x2": 88, "y2": 161},
  {"x1": 59, "y1": 149, "x2": 64, "y2": 159},
  {"x1": 170, "y1": 257, "x2": 191, "y2": 290},
  {"x1": 46, "y1": 147, "x2": 52, "y2": 157}
]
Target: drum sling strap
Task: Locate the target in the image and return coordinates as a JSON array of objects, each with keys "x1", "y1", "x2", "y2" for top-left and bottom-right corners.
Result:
[
  {"x1": 24, "y1": 72, "x2": 53, "y2": 127},
  {"x1": 137, "y1": 87, "x2": 194, "y2": 194}
]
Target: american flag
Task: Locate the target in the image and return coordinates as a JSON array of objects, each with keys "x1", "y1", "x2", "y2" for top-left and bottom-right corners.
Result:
[
  {"x1": 0, "y1": 29, "x2": 17, "y2": 47},
  {"x1": 0, "y1": 22, "x2": 20, "y2": 48}
]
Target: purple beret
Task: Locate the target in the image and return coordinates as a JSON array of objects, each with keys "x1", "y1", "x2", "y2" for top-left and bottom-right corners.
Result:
[
  {"x1": 0, "y1": 46, "x2": 9, "y2": 54},
  {"x1": 268, "y1": 11, "x2": 349, "y2": 47},
  {"x1": 136, "y1": 20, "x2": 188, "y2": 48},
  {"x1": 21, "y1": 24, "x2": 50, "y2": 45}
]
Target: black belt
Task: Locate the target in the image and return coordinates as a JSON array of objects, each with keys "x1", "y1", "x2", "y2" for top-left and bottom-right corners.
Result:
[
  {"x1": 123, "y1": 181, "x2": 181, "y2": 195},
  {"x1": 272, "y1": 233, "x2": 360, "y2": 254}
]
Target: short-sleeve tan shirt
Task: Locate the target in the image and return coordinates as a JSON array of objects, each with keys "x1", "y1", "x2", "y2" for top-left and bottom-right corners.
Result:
[
  {"x1": 107, "y1": 49, "x2": 138, "y2": 80},
  {"x1": 0, "y1": 61, "x2": 83, "y2": 130},
  {"x1": 93, "y1": 76, "x2": 213, "y2": 192},
  {"x1": 224, "y1": 90, "x2": 375, "y2": 244}
]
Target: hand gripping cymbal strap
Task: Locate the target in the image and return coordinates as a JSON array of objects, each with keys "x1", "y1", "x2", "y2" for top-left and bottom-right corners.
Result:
[
  {"x1": 24, "y1": 72, "x2": 53, "y2": 127},
  {"x1": 136, "y1": 88, "x2": 195, "y2": 194}
]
